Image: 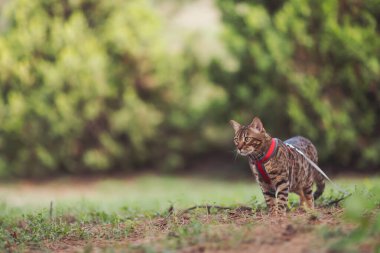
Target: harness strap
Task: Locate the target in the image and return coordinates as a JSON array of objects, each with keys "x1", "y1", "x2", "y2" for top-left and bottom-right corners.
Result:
[
  {"x1": 254, "y1": 138, "x2": 278, "y2": 184},
  {"x1": 255, "y1": 162, "x2": 271, "y2": 184}
]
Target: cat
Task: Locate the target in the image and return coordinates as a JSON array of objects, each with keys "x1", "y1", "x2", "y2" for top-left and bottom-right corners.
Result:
[{"x1": 230, "y1": 117, "x2": 325, "y2": 215}]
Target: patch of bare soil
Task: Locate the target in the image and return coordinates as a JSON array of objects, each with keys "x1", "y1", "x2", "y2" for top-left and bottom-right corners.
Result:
[
  {"x1": 32, "y1": 207, "x2": 354, "y2": 253},
  {"x1": 179, "y1": 207, "x2": 346, "y2": 253}
]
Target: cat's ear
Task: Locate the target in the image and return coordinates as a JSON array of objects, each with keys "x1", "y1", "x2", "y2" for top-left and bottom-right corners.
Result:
[
  {"x1": 229, "y1": 120, "x2": 241, "y2": 133},
  {"x1": 249, "y1": 117, "x2": 264, "y2": 132}
]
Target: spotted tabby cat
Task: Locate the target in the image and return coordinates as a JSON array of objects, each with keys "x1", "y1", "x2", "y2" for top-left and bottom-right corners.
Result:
[{"x1": 230, "y1": 117, "x2": 325, "y2": 215}]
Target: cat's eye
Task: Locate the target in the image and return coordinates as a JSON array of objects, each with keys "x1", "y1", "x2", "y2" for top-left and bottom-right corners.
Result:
[
  {"x1": 234, "y1": 137, "x2": 238, "y2": 142},
  {"x1": 244, "y1": 137, "x2": 251, "y2": 142}
]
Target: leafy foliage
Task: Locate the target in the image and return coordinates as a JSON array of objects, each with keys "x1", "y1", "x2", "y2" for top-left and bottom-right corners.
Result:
[
  {"x1": 212, "y1": 0, "x2": 380, "y2": 168},
  {"x1": 0, "y1": 0, "x2": 379, "y2": 176},
  {"x1": 0, "y1": 0, "x2": 225, "y2": 176}
]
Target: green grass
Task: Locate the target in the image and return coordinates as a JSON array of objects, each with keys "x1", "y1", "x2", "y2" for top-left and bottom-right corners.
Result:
[
  {"x1": 0, "y1": 175, "x2": 264, "y2": 218},
  {"x1": 0, "y1": 175, "x2": 379, "y2": 252}
]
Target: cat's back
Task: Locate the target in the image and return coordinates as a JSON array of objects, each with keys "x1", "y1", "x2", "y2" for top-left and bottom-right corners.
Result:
[{"x1": 283, "y1": 136, "x2": 318, "y2": 162}]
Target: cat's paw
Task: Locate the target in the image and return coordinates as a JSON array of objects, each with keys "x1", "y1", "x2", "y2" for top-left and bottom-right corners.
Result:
[{"x1": 268, "y1": 209, "x2": 287, "y2": 217}]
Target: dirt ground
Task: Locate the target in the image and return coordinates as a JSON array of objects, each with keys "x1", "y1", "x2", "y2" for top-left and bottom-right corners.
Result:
[{"x1": 30, "y1": 207, "x2": 355, "y2": 253}]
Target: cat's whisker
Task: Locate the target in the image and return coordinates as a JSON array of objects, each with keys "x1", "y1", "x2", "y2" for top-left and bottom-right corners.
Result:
[{"x1": 234, "y1": 151, "x2": 238, "y2": 161}]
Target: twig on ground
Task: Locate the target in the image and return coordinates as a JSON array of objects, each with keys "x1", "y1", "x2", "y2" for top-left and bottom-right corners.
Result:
[
  {"x1": 323, "y1": 193, "x2": 352, "y2": 207},
  {"x1": 166, "y1": 205, "x2": 253, "y2": 217},
  {"x1": 178, "y1": 205, "x2": 232, "y2": 216},
  {"x1": 164, "y1": 205, "x2": 174, "y2": 219},
  {"x1": 164, "y1": 195, "x2": 350, "y2": 219}
]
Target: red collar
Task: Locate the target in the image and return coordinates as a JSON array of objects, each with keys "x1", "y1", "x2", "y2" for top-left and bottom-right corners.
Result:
[
  {"x1": 259, "y1": 138, "x2": 277, "y2": 163},
  {"x1": 253, "y1": 138, "x2": 278, "y2": 184}
]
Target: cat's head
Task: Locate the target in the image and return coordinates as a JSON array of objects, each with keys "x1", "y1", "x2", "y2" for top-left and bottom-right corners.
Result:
[{"x1": 229, "y1": 117, "x2": 271, "y2": 157}]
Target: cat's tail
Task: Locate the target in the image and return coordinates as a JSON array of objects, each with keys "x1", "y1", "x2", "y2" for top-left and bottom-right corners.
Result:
[{"x1": 313, "y1": 173, "x2": 325, "y2": 200}]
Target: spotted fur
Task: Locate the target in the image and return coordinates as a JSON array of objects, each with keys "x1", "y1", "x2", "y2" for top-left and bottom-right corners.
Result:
[{"x1": 230, "y1": 117, "x2": 325, "y2": 215}]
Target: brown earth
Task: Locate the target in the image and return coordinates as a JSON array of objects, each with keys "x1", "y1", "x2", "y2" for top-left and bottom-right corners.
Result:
[{"x1": 25, "y1": 207, "x2": 358, "y2": 253}]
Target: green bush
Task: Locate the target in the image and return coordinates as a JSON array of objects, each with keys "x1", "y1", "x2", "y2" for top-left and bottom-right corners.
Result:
[
  {"x1": 0, "y1": 0, "x2": 225, "y2": 177},
  {"x1": 1, "y1": 0, "x2": 379, "y2": 177},
  {"x1": 211, "y1": 0, "x2": 380, "y2": 168}
]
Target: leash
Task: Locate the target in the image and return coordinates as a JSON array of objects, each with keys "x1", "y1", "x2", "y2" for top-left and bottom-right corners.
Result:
[{"x1": 285, "y1": 143, "x2": 350, "y2": 197}]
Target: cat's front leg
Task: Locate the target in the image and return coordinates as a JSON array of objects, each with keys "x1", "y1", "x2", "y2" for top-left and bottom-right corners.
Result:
[
  {"x1": 273, "y1": 177, "x2": 289, "y2": 215},
  {"x1": 249, "y1": 163, "x2": 277, "y2": 214},
  {"x1": 260, "y1": 184, "x2": 277, "y2": 214}
]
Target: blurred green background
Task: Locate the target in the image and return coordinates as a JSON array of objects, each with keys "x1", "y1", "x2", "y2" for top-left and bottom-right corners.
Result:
[{"x1": 0, "y1": 0, "x2": 379, "y2": 178}]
